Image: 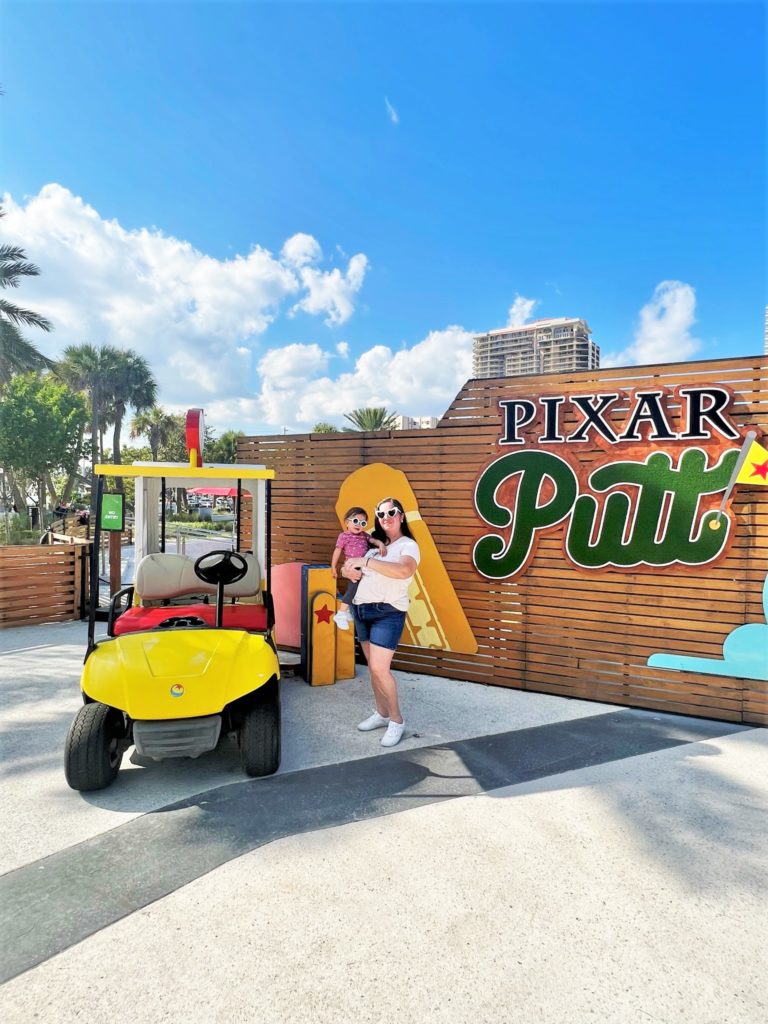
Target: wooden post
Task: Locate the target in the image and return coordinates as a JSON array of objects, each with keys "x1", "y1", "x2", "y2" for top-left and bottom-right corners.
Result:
[{"x1": 109, "y1": 530, "x2": 121, "y2": 596}]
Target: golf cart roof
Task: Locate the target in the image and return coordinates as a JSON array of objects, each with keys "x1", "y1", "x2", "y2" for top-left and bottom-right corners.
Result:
[{"x1": 94, "y1": 462, "x2": 274, "y2": 482}]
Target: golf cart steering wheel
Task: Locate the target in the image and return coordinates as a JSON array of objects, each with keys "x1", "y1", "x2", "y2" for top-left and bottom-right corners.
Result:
[{"x1": 194, "y1": 550, "x2": 249, "y2": 587}]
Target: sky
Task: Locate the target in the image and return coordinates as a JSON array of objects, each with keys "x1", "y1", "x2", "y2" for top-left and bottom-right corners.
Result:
[{"x1": 2, "y1": 1, "x2": 765, "y2": 436}]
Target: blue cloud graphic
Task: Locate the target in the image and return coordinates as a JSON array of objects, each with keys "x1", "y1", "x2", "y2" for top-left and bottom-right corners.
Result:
[{"x1": 648, "y1": 575, "x2": 768, "y2": 681}]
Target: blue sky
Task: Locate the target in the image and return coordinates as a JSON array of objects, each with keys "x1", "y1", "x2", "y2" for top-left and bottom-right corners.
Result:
[{"x1": 2, "y1": 1, "x2": 765, "y2": 434}]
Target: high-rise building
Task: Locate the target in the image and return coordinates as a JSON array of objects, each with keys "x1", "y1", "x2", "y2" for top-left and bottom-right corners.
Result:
[
  {"x1": 473, "y1": 317, "x2": 599, "y2": 378},
  {"x1": 392, "y1": 415, "x2": 439, "y2": 430}
]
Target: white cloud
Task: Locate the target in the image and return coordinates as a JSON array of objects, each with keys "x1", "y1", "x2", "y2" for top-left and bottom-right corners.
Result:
[
  {"x1": 0, "y1": 183, "x2": 536, "y2": 439},
  {"x1": 507, "y1": 294, "x2": 538, "y2": 326},
  {"x1": 1, "y1": 184, "x2": 368, "y2": 405},
  {"x1": 385, "y1": 96, "x2": 399, "y2": 125},
  {"x1": 280, "y1": 233, "x2": 322, "y2": 268},
  {"x1": 603, "y1": 280, "x2": 700, "y2": 367},
  {"x1": 227, "y1": 325, "x2": 473, "y2": 432},
  {"x1": 254, "y1": 343, "x2": 330, "y2": 425},
  {"x1": 290, "y1": 253, "x2": 368, "y2": 326}
]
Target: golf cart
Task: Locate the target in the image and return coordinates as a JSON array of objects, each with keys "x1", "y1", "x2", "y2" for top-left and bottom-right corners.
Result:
[{"x1": 64, "y1": 456, "x2": 280, "y2": 791}]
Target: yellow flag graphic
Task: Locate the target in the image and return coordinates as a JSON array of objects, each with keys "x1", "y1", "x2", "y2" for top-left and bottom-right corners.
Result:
[{"x1": 735, "y1": 438, "x2": 768, "y2": 485}]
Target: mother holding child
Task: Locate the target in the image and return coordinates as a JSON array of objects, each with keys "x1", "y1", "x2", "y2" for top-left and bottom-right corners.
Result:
[{"x1": 336, "y1": 496, "x2": 420, "y2": 748}]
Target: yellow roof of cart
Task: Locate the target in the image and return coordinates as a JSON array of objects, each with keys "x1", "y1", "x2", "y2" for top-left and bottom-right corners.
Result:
[{"x1": 94, "y1": 462, "x2": 274, "y2": 481}]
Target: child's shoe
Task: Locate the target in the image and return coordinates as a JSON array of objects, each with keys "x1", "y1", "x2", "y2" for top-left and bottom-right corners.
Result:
[
  {"x1": 381, "y1": 721, "x2": 406, "y2": 747},
  {"x1": 357, "y1": 711, "x2": 389, "y2": 731},
  {"x1": 333, "y1": 610, "x2": 350, "y2": 630}
]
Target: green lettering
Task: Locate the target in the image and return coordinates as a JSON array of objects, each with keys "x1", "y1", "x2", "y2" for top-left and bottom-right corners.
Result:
[
  {"x1": 566, "y1": 448, "x2": 738, "y2": 568},
  {"x1": 473, "y1": 451, "x2": 578, "y2": 578}
]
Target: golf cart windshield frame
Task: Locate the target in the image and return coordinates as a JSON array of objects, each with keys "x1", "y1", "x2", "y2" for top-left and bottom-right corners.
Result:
[{"x1": 87, "y1": 463, "x2": 275, "y2": 650}]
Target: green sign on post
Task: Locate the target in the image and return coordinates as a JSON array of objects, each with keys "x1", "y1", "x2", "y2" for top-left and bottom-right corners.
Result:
[{"x1": 100, "y1": 492, "x2": 125, "y2": 532}]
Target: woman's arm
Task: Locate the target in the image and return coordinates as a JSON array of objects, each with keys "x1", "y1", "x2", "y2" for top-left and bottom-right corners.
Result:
[
  {"x1": 345, "y1": 555, "x2": 417, "y2": 580},
  {"x1": 340, "y1": 561, "x2": 363, "y2": 581}
]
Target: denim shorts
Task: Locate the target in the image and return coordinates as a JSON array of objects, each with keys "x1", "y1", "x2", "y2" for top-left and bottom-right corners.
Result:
[{"x1": 351, "y1": 603, "x2": 407, "y2": 651}]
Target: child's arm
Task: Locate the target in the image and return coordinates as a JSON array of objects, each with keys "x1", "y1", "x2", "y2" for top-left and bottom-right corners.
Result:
[
  {"x1": 367, "y1": 536, "x2": 387, "y2": 555},
  {"x1": 331, "y1": 543, "x2": 344, "y2": 578}
]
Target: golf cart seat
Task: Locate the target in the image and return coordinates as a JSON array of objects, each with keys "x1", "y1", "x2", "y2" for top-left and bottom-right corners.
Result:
[{"x1": 112, "y1": 552, "x2": 268, "y2": 635}]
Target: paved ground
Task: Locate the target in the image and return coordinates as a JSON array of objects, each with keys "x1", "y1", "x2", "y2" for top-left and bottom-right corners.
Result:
[{"x1": 0, "y1": 620, "x2": 766, "y2": 1023}]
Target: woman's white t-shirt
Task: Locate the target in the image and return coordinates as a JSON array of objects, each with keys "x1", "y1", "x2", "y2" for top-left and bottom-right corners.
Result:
[{"x1": 352, "y1": 536, "x2": 420, "y2": 612}]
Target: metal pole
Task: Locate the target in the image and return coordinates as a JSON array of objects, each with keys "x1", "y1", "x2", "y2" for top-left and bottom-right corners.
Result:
[
  {"x1": 160, "y1": 477, "x2": 166, "y2": 553},
  {"x1": 236, "y1": 480, "x2": 242, "y2": 552},
  {"x1": 109, "y1": 529, "x2": 121, "y2": 595},
  {"x1": 266, "y1": 478, "x2": 272, "y2": 616},
  {"x1": 87, "y1": 475, "x2": 104, "y2": 651},
  {"x1": 79, "y1": 545, "x2": 87, "y2": 619}
]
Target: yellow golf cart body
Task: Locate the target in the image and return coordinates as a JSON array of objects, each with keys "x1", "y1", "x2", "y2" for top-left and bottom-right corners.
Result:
[{"x1": 65, "y1": 460, "x2": 281, "y2": 790}]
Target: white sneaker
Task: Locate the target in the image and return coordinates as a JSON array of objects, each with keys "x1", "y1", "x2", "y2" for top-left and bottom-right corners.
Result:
[
  {"x1": 357, "y1": 711, "x2": 389, "y2": 732},
  {"x1": 381, "y1": 721, "x2": 406, "y2": 747},
  {"x1": 333, "y1": 611, "x2": 350, "y2": 630}
]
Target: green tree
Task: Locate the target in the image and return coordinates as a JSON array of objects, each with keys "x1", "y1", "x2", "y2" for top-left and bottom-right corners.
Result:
[
  {"x1": 343, "y1": 407, "x2": 398, "y2": 432},
  {"x1": 0, "y1": 210, "x2": 55, "y2": 383},
  {"x1": 312, "y1": 422, "x2": 338, "y2": 433},
  {"x1": 58, "y1": 343, "x2": 121, "y2": 497},
  {"x1": 207, "y1": 429, "x2": 244, "y2": 464},
  {"x1": 0, "y1": 373, "x2": 88, "y2": 510},
  {"x1": 130, "y1": 406, "x2": 177, "y2": 461},
  {"x1": 109, "y1": 351, "x2": 158, "y2": 490},
  {"x1": 156, "y1": 414, "x2": 215, "y2": 463},
  {"x1": 104, "y1": 443, "x2": 152, "y2": 505}
]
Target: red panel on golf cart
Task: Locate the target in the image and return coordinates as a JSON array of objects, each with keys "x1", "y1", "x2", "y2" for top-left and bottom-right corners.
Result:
[{"x1": 113, "y1": 603, "x2": 268, "y2": 635}]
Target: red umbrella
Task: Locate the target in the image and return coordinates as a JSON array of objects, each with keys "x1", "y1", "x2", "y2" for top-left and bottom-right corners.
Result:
[{"x1": 187, "y1": 487, "x2": 250, "y2": 497}]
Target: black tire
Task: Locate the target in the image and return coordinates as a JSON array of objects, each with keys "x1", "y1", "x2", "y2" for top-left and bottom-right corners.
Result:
[
  {"x1": 239, "y1": 676, "x2": 281, "y2": 777},
  {"x1": 64, "y1": 702, "x2": 124, "y2": 791}
]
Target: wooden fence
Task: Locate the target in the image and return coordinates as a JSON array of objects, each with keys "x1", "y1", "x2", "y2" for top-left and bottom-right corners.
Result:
[
  {"x1": 240, "y1": 355, "x2": 767, "y2": 725},
  {"x1": 0, "y1": 542, "x2": 91, "y2": 629}
]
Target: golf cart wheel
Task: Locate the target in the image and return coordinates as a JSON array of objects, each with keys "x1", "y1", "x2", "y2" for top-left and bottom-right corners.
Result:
[
  {"x1": 64, "y1": 702, "x2": 124, "y2": 791},
  {"x1": 239, "y1": 676, "x2": 281, "y2": 777}
]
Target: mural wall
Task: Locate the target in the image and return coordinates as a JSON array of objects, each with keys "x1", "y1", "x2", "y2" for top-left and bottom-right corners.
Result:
[{"x1": 240, "y1": 355, "x2": 767, "y2": 725}]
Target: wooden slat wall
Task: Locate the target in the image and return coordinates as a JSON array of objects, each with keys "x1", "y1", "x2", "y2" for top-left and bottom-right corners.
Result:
[
  {"x1": 239, "y1": 355, "x2": 768, "y2": 725},
  {"x1": 0, "y1": 543, "x2": 90, "y2": 629}
]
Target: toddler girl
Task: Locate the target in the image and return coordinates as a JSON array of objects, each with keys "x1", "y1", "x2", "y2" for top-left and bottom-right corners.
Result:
[{"x1": 331, "y1": 506, "x2": 386, "y2": 629}]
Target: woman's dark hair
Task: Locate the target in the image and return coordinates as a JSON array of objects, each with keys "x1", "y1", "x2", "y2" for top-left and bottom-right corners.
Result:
[
  {"x1": 371, "y1": 497, "x2": 414, "y2": 543},
  {"x1": 343, "y1": 506, "x2": 368, "y2": 522}
]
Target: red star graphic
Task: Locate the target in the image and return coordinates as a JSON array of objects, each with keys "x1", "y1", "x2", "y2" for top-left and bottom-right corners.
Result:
[
  {"x1": 749, "y1": 459, "x2": 768, "y2": 480},
  {"x1": 314, "y1": 603, "x2": 333, "y2": 624}
]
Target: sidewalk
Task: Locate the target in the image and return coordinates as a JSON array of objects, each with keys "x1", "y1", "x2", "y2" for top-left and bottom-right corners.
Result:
[{"x1": 0, "y1": 620, "x2": 765, "y2": 1023}]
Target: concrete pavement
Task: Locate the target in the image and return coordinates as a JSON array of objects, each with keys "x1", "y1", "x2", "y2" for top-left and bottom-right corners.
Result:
[{"x1": 0, "y1": 620, "x2": 765, "y2": 1023}]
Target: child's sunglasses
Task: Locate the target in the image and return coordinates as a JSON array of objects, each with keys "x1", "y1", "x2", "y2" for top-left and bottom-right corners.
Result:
[
  {"x1": 375, "y1": 506, "x2": 402, "y2": 520},
  {"x1": 349, "y1": 516, "x2": 367, "y2": 527}
]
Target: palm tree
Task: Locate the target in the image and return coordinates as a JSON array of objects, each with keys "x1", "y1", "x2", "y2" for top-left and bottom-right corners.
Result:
[
  {"x1": 0, "y1": 214, "x2": 55, "y2": 383},
  {"x1": 57, "y1": 344, "x2": 121, "y2": 501},
  {"x1": 207, "y1": 429, "x2": 244, "y2": 464},
  {"x1": 343, "y1": 407, "x2": 398, "y2": 432},
  {"x1": 130, "y1": 406, "x2": 177, "y2": 461},
  {"x1": 110, "y1": 351, "x2": 157, "y2": 490},
  {"x1": 0, "y1": 321, "x2": 55, "y2": 384}
]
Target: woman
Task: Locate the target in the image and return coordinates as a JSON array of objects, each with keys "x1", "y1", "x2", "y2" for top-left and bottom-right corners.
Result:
[{"x1": 341, "y1": 496, "x2": 420, "y2": 747}]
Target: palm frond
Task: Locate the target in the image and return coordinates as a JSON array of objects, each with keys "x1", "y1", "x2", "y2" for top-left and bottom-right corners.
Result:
[
  {"x1": 0, "y1": 319, "x2": 54, "y2": 383},
  {"x1": 0, "y1": 244, "x2": 35, "y2": 267},
  {"x1": 0, "y1": 298, "x2": 53, "y2": 331}
]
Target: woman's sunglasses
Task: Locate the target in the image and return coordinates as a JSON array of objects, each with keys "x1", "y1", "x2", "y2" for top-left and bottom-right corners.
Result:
[
  {"x1": 375, "y1": 507, "x2": 402, "y2": 519},
  {"x1": 349, "y1": 516, "x2": 367, "y2": 527}
]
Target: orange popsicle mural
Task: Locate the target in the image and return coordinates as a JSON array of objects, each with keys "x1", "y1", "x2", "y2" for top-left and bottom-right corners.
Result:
[{"x1": 336, "y1": 463, "x2": 478, "y2": 655}]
